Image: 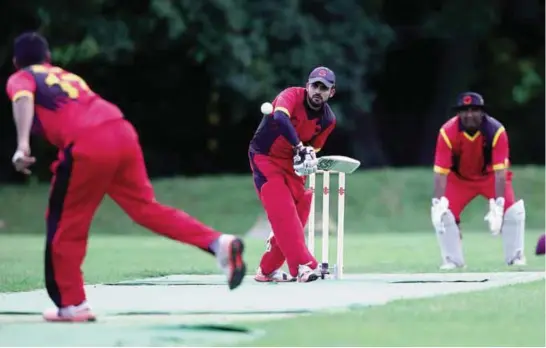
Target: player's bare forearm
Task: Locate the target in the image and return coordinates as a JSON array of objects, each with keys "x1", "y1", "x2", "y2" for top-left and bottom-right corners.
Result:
[
  {"x1": 494, "y1": 169, "x2": 506, "y2": 199},
  {"x1": 12, "y1": 96, "x2": 34, "y2": 149},
  {"x1": 433, "y1": 173, "x2": 447, "y2": 198}
]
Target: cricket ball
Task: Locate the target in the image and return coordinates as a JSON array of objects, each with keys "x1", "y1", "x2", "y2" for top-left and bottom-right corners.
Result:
[
  {"x1": 260, "y1": 102, "x2": 273, "y2": 115},
  {"x1": 535, "y1": 234, "x2": 545, "y2": 255}
]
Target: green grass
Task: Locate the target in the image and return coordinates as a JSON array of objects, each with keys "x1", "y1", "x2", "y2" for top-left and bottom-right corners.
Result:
[
  {"x1": 0, "y1": 231, "x2": 544, "y2": 346},
  {"x1": 1, "y1": 231, "x2": 544, "y2": 293},
  {"x1": 0, "y1": 167, "x2": 544, "y2": 346},
  {"x1": 241, "y1": 281, "x2": 545, "y2": 347},
  {"x1": 0, "y1": 166, "x2": 544, "y2": 235}
]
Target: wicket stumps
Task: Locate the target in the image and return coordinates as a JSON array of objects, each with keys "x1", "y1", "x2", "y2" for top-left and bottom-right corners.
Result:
[{"x1": 307, "y1": 170, "x2": 346, "y2": 280}]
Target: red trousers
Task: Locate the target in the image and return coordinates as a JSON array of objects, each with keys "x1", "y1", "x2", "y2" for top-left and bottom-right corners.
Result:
[
  {"x1": 249, "y1": 152, "x2": 317, "y2": 277},
  {"x1": 46, "y1": 119, "x2": 221, "y2": 307},
  {"x1": 445, "y1": 171, "x2": 515, "y2": 224}
]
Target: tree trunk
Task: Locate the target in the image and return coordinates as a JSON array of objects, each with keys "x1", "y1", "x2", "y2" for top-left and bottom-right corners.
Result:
[{"x1": 418, "y1": 38, "x2": 478, "y2": 165}]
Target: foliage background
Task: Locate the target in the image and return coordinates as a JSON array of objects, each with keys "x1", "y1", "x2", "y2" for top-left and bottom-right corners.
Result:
[{"x1": 0, "y1": 0, "x2": 543, "y2": 182}]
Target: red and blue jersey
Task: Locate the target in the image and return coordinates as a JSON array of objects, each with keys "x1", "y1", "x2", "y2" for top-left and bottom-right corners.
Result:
[
  {"x1": 249, "y1": 87, "x2": 336, "y2": 159},
  {"x1": 6, "y1": 63, "x2": 123, "y2": 148}
]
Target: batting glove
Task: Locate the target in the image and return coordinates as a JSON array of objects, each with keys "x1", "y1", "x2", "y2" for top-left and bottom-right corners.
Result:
[{"x1": 293, "y1": 145, "x2": 318, "y2": 176}]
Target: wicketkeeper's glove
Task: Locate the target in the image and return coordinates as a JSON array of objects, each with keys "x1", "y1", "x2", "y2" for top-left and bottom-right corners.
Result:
[{"x1": 484, "y1": 197, "x2": 505, "y2": 235}]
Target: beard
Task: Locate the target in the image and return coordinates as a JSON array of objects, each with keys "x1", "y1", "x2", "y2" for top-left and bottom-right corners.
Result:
[{"x1": 307, "y1": 95, "x2": 324, "y2": 108}]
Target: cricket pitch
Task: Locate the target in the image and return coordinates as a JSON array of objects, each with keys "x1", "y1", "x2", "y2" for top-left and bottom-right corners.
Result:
[{"x1": 0, "y1": 271, "x2": 543, "y2": 346}]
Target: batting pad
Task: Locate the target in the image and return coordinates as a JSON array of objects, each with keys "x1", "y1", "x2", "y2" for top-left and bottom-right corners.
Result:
[
  {"x1": 436, "y1": 210, "x2": 465, "y2": 266},
  {"x1": 501, "y1": 199, "x2": 526, "y2": 265}
]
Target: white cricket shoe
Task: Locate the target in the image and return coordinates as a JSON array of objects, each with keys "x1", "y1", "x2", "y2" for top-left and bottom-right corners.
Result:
[
  {"x1": 440, "y1": 262, "x2": 458, "y2": 270},
  {"x1": 510, "y1": 254, "x2": 527, "y2": 266},
  {"x1": 512, "y1": 258, "x2": 527, "y2": 266},
  {"x1": 297, "y1": 264, "x2": 319, "y2": 283},
  {"x1": 215, "y1": 235, "x2": 247, "y2": 290},
  {"x1": 439, "y1": 261, "x2": 466, "y2": 270},
  {"x1": 254, "y1": 268, "x2": 295, "y2": 282},
  {"x1": 42, "y1": 301, "x2": 96, "y2": 322}
]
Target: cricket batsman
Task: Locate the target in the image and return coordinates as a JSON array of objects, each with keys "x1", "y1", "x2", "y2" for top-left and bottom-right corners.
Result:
[
  {"x1": 431, "y1": 92, "x2": 526, "y2": 270},
  {"x1": 248, "y1": 67, "x2": 337, "y2": 282},
  {"x1": 6, "y1": 32, "x2": 247, "y2": 322}
]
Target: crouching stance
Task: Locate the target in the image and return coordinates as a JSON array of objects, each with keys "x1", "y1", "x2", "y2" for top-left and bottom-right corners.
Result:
[{"x1": 431, "y1": 92, "x2": 526, "y2": 270}]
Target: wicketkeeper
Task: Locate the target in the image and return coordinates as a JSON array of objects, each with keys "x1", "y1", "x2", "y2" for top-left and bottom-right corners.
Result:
[{"x1": 431, "y1": 92, "x2": 526, "y2": 269}]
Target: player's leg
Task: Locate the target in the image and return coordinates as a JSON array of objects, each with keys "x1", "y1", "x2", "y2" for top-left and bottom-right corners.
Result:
[
  {"x1": 43, "y1": 138, "x2": 117, "y2": 322},
  {"x1": 285, "y1": 172, "x2": 318, "y2": 281},
  {"x1": 107, "y1": 121, "x2": 246, "y2": 290},
  {"x1": 289, "y1": 177, "x2": 313, "y2": 228},
  {"x1": 254, "y1": 187, "x2": 312, "y2": 282},
  {"x1": 481, "y1": 172, "x2": 526, "y2": 265},
  {"x1": 435, "y1": 174, "x2": 477, "y2": 270},
  {"x1": 249, "y1": 153, "x2": 294, "y2": 282},
  {"x1": 252, "y1": 154, "x2": 318, "y2": 281},
  {"x1": 255, "y1": 232, "x2": 295, "y2": 282}
]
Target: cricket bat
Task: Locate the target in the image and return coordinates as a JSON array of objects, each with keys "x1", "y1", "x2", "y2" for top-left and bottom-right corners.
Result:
[{"x1": 316, "y1": 155, "x2": 361, "y2": 174}]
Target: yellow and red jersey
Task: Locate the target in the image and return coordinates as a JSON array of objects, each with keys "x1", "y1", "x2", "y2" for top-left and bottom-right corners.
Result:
[{"x1": 434, "y1": 115, "x2": 509, "y2": 181}]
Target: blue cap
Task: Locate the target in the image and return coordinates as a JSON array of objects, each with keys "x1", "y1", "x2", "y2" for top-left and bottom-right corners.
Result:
[
  {"x1": 454, "y1": 92, "x2": 486, "y2": 110},
  {"x1": 308, "y1": 66, "x2": 336, "y2": 88}
]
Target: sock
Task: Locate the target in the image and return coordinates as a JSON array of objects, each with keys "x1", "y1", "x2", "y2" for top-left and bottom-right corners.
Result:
[{"x1": 208, "y1": 237, "x2": 220, "y2": 255}]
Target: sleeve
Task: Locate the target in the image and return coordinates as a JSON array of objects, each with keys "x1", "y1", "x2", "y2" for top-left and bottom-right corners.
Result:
[
  {"x1": 272, "y1": 112, "x2": 300, "y2": 146},
  {"x1": 273, "y1": 89, "x2": 297, "y2": 117},
  {"x1": 492, "y1": 127, "x2": 509, "y2": 170},
  {"x1": 433, "y1": 128, "x2": 453, "y2": 174},
  {"x1": 6, "y1": 71, "x2": 36, "y2": 102},
  {"x1": 310, "y1": 120, "x2": 336, "y2": 152}
]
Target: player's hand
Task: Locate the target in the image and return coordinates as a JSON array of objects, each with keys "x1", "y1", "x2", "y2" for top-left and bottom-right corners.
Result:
[
  {"x1": 431, "y1": 197, "x2": 449, "y2": 233},
  {"x1": 484, "y1": 197, "x2": 504, "y2": 236},
  {"x1": 293, "y1": 145, "x2": 318, "y2": 176},
  {"x1": 12, "y1": 146, "x2": 36, "y2": 175}
]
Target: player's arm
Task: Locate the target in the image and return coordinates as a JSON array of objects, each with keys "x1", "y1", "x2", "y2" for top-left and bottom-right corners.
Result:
[
  {"x1": 433, "y1": 128, "x2": 453, "y2": 198},
  {"x1": 272, "y1": 90, "x2": 303, "y2": 149},
  {"x1": 6, "y1": 71, "x2": 36, "y2": 151},
  {"x1": 309, "y1": 120, "x2": 336, "y2": 153},
  {"x1": 491, "y1": 127, "x2": 509, "y2": 199}
]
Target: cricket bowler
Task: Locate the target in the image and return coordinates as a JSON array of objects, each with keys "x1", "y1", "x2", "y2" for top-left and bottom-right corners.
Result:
[
  {"x1": 6, "y1": 32, "x2": 247, "y2": 322},
  {"x1": 431, "y1": 92, "x2": 526, "y2": 270},
  {"x1": 248, "y1": 67, "x2": 337, "y2": 282}
]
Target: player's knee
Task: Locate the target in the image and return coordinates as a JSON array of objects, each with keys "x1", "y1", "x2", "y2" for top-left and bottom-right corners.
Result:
[
  {"x1": 121, "y1": 199, "x2": 163, "y2": 226},
  {"x1": 504, "y1": 199, "x2": 525, "y2": 222},
  {"x1": 49, "y1": 237, "x2": 83, "y2": 258}
]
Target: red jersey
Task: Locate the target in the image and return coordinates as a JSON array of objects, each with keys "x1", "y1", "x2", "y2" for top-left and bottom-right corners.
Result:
[
  {"x1": 6, "y1": 63, "x2": 123, "y2": 148},
  {"x1": 249, "y1": 87, "x2": 336, "y2": 159},
  {"x1": 434, "y1": 115, "x2": 510, "y2": 181}
]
